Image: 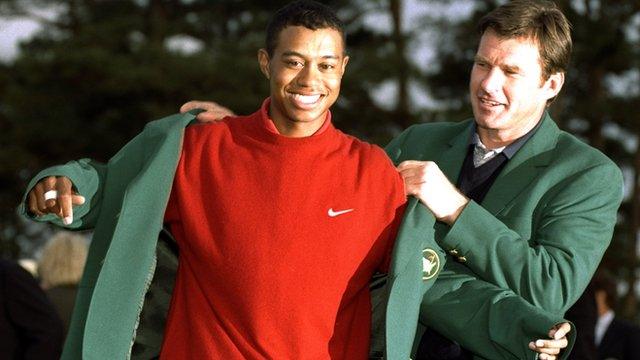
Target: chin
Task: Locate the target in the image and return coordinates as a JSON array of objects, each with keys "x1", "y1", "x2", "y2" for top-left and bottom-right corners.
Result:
[{"x1": 290, "y1": 111, "x2": 325, "y2": 123}]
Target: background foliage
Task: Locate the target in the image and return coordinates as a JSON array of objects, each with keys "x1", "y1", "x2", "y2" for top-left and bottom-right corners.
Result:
[{"x1": 1, "y1": 0, "x2": 640, "y2": 316}]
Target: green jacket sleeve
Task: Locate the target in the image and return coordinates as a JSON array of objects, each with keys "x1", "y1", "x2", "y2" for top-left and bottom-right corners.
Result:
[
  {"x1": 19, "y1": 159, "x2": 106, "y2": 230},
  {"x1": 440, "y1": 162, "x2": 623, "y2": 313},
  {"x1": 420, "y1": 262, "x2": 575, "y2": 359}
]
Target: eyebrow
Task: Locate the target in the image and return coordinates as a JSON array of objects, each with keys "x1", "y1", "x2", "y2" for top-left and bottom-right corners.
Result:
[
  {"x1": 281, "y1": 51, "x2": 340, "y2": 60},
  {"x1": 502, "y1": 64, "x2": 521, "y2": 73},
  {"x1": 474, "y1": 55, "x2": 488, "y2": 63},
  {"x1": 474, "y1": 55, "x2": 521, "y2": 72}
]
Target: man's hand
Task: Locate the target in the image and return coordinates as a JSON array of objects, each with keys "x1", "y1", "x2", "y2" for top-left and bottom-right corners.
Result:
[
  {"x1": 397, "y1": 160, "x2": 468, "y2": 225},
  {"x1": 179, "y1": 100, "x2": 235, "y2": 123},
  {"x1": 528, "y1": 322, "x2": 571, "y2": 360},
  {"x1": 27, "y1": 176, "x2": 85, "y2": 225}
]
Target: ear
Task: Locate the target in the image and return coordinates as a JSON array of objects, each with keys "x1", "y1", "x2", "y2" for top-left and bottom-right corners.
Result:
[
  {"x1": 543, "y1": 72, "x2": 564, "y2": 101},
  {"x1": 340, "y1": 55, "x2": 350, "y2": 75},
  {"x1": 258, "y1": 49, "x2": 271, "y2": 80}
]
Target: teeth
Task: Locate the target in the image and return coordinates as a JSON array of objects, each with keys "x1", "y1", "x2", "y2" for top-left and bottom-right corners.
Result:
[
  {"x1": 293, "y1": 94, "x2": 321, "y2": 104},
  {"x1": 481, "y1": 98, "x2": 502, "y2": 106}
]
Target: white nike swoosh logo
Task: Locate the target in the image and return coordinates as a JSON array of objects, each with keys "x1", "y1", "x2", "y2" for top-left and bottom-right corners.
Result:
[{"x1": 328, "y1": 208, "x2": 354, "y2": 217}]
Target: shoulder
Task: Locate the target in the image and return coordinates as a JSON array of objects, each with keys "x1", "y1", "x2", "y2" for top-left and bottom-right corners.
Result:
[
  {"x1": 553, "y1": 129, "x2": 622, "y2": 179},
  {"x1": 338, "y1": 131, "x2": 396, "y2": 170},
  {"x1": 184, "y1": 114, "x2": 244, "y2": 135},
  {"x1": 335, "y1": 132, "x2": 403, "y2": 192},
  {"x1": 611, "y1": 317, "x2": 640, "y2": 334},
  {"x1": 181, "y1": 114, "x2": 251, "y2": 146}
]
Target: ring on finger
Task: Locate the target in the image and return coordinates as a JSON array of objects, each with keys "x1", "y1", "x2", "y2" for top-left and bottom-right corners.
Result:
[{"x1": 44, "y1": 190, "x2": 58, "y2": 201}]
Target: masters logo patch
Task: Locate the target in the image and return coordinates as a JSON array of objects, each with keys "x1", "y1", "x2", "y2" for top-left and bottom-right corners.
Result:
[{"x1": 422, "y1": 248, "x2": 440, "y2": 280}]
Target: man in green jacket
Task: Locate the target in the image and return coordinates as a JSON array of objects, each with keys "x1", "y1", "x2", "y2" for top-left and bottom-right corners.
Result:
[
  {"x1": 23, "y1": 1, "x2": 576, "y2": 359},
  {"x1": 180, "y1": 0, "x2": 623, "y2": 359}
]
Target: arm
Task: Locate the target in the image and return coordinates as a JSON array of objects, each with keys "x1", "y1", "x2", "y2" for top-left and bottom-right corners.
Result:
[
  {"x1": 18, "y1": 111, "x2": 177, "y2": 229},
  {"x1": 387, "y1": 125, "x2": 624, "y2": 314},
  {"x1": 439, "y1": 163, "x2": 623, "y2": 313},
  {"x1": 420, "y1": 262, "x2": 575, "y2": 360}
]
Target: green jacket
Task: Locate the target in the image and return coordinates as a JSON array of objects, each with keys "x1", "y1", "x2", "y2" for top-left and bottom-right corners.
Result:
[
  {"x1": 21, "y1": 111, "x2": 578, "y2": 359},
  {"x1": 385, "y1": 112, "x2": 623, "y2": 358}
]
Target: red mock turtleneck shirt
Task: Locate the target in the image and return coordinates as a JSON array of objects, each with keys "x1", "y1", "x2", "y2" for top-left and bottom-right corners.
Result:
[{"x1": 161, "y1": 99, "x2": 406, "y2": 359}]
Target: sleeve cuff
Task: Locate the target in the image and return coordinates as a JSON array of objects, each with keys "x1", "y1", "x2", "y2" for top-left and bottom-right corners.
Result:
[{"x1": 18, "y1": 159, "x2": 100, "y2": 228}]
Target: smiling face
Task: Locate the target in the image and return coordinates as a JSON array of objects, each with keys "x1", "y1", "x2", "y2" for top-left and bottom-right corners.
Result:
[
  {"x1": 469, "y1": 29, "x2": 564, "y2": 148},
  {"x1": 259, "y1": 25, "x2": 348, "y2": 137}
]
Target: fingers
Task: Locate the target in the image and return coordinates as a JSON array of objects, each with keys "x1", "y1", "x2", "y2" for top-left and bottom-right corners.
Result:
[
  {"x1": 27, "y1": 191, "x2": 44, "y2": 216},
  {"x1": 397, "y1": 160, "x2": 427, "y2": 171},
  {"x1": 56, "y1": 177, "x2": 75, "y2": 225},
  {"x1": 27, "y1": 176, "x2": 82, "y2": 225},
  {"x1": 529, "y1": 323, "x2": 571, "y2": 359},
  {"x1": 528, "y1": 338, "x2": 567, "y2": 354},
  {"x1": 396, "y1": 161, "x2": 427, "y2": 179},
  {"x1": 196, "y1": 111, "x2": 230, "y2": 123},
  {"x1": 180, "y1": 100, "x2": 235, "y2": 116},
  {"x1": 549, "y1": 322, "x2": 571, "y2": 340},
  {"x1": 536, "y1": 354, "x2": 556, "y2": 360},
  {"x1": 179, "y1": 100, "x2": 236, "y2": 123},
  {"x1": 179, "y1": 100, "x2": 209, "y2": 113},
  {"x1": 31, "y1": 181, "x2": 46, "y2": 214},
  {"x1": 528, "y1": 342, "x2": 558, "y2": 359},
  {"x1": 43, "y1": 176, "x2": 57, "y2": 208}
]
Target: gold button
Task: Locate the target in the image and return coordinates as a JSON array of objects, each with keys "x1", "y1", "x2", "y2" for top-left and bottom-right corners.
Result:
[
  {"x1": 449, "y1": 249, "x2": 459, "y2": 256},
  {"x1": 457, "y1": 256, "x2": 467, "y2": 263}
]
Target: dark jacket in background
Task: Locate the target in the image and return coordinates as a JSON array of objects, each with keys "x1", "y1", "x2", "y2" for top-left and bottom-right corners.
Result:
[
  {"x1": 0, "y1": 259, "x2": 64, "y2": 360},
  {"x1": 565, "y1": 285, "x2": 598, "y2": 360},
  {"x1": 598, "y1": 316, "x2": 640, "y2": 360},
  {"x1": 46, "y1": 285, "x2": 78, "y2": 337}
]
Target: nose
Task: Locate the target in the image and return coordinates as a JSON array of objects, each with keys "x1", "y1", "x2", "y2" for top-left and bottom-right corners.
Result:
[
  {"x1": 295, "y1": 63, "x2": 321, "y2": 88},
  {"x1": 480, "y1": 67, "x2": 504, "y2": 94}
]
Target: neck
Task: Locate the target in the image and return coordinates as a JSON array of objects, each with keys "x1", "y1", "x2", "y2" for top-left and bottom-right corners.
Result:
[
  {"x1": 270, "y1": 117, "x2": 324, "y2": 138},
  {"x1": 597, "y1": 305, "x2": 612, "y2": 317},
  {"x1": 477, "y1": 114, "x2": 544, "y2": 149}
]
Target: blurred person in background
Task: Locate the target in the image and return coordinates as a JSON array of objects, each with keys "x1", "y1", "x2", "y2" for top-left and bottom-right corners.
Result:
[
  {"x1": 0, "y1": 258, "x2": 64, "y2": 359},
  {"x1": 592, "y1": 272, "x2": 640, "y2": 360},
  {"x1": 38, "y1": 231, "x2": 88, "y2": 336},
  {"x1": 563, "y1": 283, "x2": 598, "y2": 360}
]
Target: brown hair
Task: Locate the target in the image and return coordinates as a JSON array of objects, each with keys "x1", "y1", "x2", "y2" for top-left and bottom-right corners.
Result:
[
  {"x1": 592, "y1": 271, "x2": 619, "y2": 310},
  {"x1": 38, "y1": 231, "x2": 88, "y2": 289},
  {"x1": 478, "y1": 0, "x2": 572, "y2": 80}
]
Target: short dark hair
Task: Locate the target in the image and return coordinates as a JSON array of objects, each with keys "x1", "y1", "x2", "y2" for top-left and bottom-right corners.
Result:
[
  {"x1": 478, "y1": 0, "x2": 572, "y2": 80},
  {"x1": 592, "y1": 271, "x2": 618, "y2": 310},
  {"x1": 265, "y1": 0, "x2": 346, "y2": 57}
]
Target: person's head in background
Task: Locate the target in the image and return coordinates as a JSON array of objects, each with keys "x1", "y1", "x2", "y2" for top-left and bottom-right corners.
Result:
[
  {"x1": 592, "y1": 271, "x2": 618, "y2": 316},
  {"x1": 38, "y1": 231, "x2": 88, "y2": 289}
]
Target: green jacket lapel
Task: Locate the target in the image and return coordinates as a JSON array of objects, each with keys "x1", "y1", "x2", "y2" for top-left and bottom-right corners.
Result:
[
  {"x1": 84, "y1": 111, "x2": 198, "y2": 358},
  {"x1": 436, "y1": 123, "x2": 473, "y2": 184},
  {"x1": 481, "y1": 113, "x2": 559, "y2": 215},
  {"x1": 385, "y1": 198, "x2": 442, "y2": 360}
]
